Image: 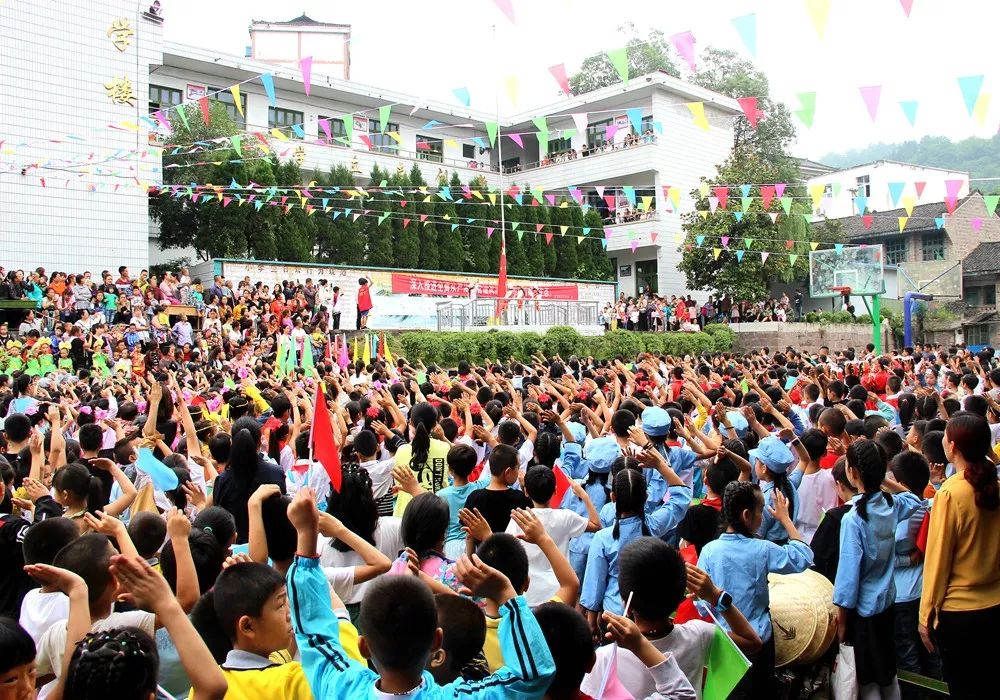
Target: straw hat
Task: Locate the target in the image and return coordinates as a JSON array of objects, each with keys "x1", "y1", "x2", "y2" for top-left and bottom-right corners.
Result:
[{"x1": 768, "y1": 570, "x2": 836, "y2": 667}]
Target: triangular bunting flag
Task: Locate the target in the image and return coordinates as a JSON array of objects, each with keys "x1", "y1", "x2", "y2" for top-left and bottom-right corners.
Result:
[
  {"x1": 548, "y1": 64, "x2": 572, "y2": 96},
  {"x1": 299, "y1": 56, "x2": 313, "y2": 96},
  {"x1": 760, "y1": 251, "x2": 770, "y2": 263},
  {"x1": 737, "y1": 97, "x2": 761, "y2": 128},
  {"x1": 452, "y1": 87, "x2": 471, "y2": 106},
  {"x1": 794, "y1": 92, "x2": 817, "y2": 127},
  {"x1": 780, "y1": 196, "x2": 793, "y2": 214},
  {"x1": 731, "y1": 13, "x2": 757, "y2": 57},
  {"x1": 863, "y1": 214, "x2": 874, "y2": 229},
  {"x1": 260, "y1": 73, "x2": 276, "y2": 106},
  {"x1": 958, "y1": 75, "x2": 985, "y2": 116},
  {"x1": 669, "y1": 31, "x2": 697, "y2": 71},
  {"x1": 899, "y1": 100, "x2": 918, "y2": 126},
  {"x1": 607, "y1": 47, "x2": 629, "y2": 82},
  {"x1": 985, "y1": 195, "x2": 1000, "y2": 216},
  {"x1": 686, "y1": 102, "x2": 710, "y2": 130},
  {"x1": 806, "y1": 0, "x2": 832, "y2": 39},
  {"x1": 934, "y1": 217, "x2": 945, "y2": 229},
  {"x1": 888, "y1": 182, "x2": 905, "y2": 208},
  {"x1": 789, "y1": 254, "x2": 799, "y2": 265},
  {"x1": 485, "y1": 121, "x2": 498, "y2": 146},
  {"x1": 902, "y1": 195, "x2": 916, "y2": 216},
  {"x1": 859, "y1": 85, "x2": 882, "y2": 121},
  {"x1": 713, "y1": 247, "x2": 722, "y2": 260}
]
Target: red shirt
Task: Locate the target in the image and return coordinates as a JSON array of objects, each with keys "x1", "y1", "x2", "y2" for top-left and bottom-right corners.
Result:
[
  {"x1": 358, "y1": 284, "x2": 373, "y2": 312},
  {"x1": 819, "y1": 450, "x2": 839, "y2": 470}
]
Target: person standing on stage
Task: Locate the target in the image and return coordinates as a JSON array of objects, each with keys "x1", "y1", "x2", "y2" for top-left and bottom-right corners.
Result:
[{"x1": 356, "y1": 278, "x2": 372, "y2": 330}]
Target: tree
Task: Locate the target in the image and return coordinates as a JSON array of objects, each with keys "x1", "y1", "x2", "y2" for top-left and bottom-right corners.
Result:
[
  {"x1": 579, "y1": 208, "x2": 614, "y2": 279},
  {"x1": 463, "y1": 176, "x2": 491, "y2": 273},
  {"x1": 436, "y1": 172, "x2": 466, "y2": 271},
  {"x1": 390, "y1": 166, "x2": 419, "y2": 269},
  {"x1": 689, "y1": 48, "x2": 798, "y2": 182},
  {"x1": 552, "y1": 202, "x2": 579, "y2": 278},
  {"x1": 410, "y1": 164, "x2": 440, "y2": 270},
  {"x1": 314, "y1": 164, "x2": 365, "y2": 265},
  {"x1": 569, "y1": 26, "x2": 679, "y2": 96},
  {"x1": 538, "y1": 202, "x2": 557, "y2": 276},
  {"x1": 520, "y1": 198, "x2": 545, "y2": 276},
  {"x1": 364, "y1": 164, "x2": 394, "y2": 266}
]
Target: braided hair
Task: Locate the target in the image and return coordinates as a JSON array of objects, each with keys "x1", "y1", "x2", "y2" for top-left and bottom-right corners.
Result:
[
  {"x1": 325, "y1": 465, "x2": 378, "y2": 551},
  {"x1": 722, "y1": 481, "x2": 762, "y2": 537},
  {"x1": 407, "y1": 402, "x2": 439, "y2": 474},
  {"x1": 612, "y1": 469, "x2": 649, "y2": 540},
  {"x1": 64, "y1": 628, "x2": 158, "y2": 700},
  {"x1": 846, "y1": 439, "x2": 892, "y2": 522}
]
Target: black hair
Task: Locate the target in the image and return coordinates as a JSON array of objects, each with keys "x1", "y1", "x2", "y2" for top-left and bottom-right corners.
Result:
[
  {"x1": 358, "y1": 576, "x2": 437, "y2": 673},
  {"x1": 533, "y1": 432, "x2": 561, "y2": 468},
  {"x1": 325, "y1": 466, "x2": 378, "y2": 551},
  {"x1": 845, "y1": 419, "x2": 865, "y2": 437},
  {"x1": 897, "y1": 393, "x2": 916, "y2": 427},
  {"x1": 496, "y1": 420, "x2": 521, "y2": 446},
  {"x1": 353, "y1": 429, "x2": 378, "y2": 459},
  {"x1": 228, "y1": 417, "x2": 263, "y2": 496},
  {"x1": 213, "y1": 562, "x2": 286, "y2": 642},
  {"x1": 52, "y1": 462, "x2": 105, "y2": 515},
  {"x1": 800, "y1": 429, "x2": 829, "y2": 461},
  {"x1": 126, "y1": 512, "x2": 167, "y2": 560},
  {"x1": 53, "y1": 533, "x2": 113, "y2": 604},
  {"x1": 890, "y1": 451, "x2": 930, "y2": 497},
  {"x1": 446, "y1": 444, "x2": 477, "y2": 479},
  {"x1": 401, "y1": 492, "x2": 449, "y2": 556},
  {"x1": 524, "y1": 465, "x2": 556, "y2": 504},
  {"x1": 64, "y1": 628, "x2": 158, "y2": 700},
  {"x1": 0, "y1": 618, "x2": 35, "y2": 675},
  {"x1": 705, "y1": 455, "x2": 739, "y2": 498},
  {"x1": 963, "y1": 394, "x2": 989, "y2": 418},
  {"x1": 433, "y1": 594, "x2": 487, "y2": 685},
  {"x1": 487, "y1": 443, "x2": 519, "y2": 476},
  {"x1": 922, "y1": 430, "x2": 946, "y2": 465},
  {"x1": 677, "y1": 504, "x2": 723, "y2": 555},
  {"x1": 160, "y1": 528, "x2": 225, "y2": 597},
  {"x1": 874, "y1": 429, "x2": 904, "y2": 461},
  {"x1": 408, "y1": 402, "x2": 439, "y2": 473},
  {"x1": 78, "y1": 423, "x2": 103, "y2": 452},
  {"x1": 946, "y1": 412, "x2": 1000, "y2": 510},
  {"x1": 476, "y1": 533, "x2": 529, "y2": 592},
  {"x1": 611, "y1": 469, "x2": 649, "y2": 540},
  {"x1": 22, "y1": 517, "x2": 79, "y2": 566},
  {"x1": 192, "y1": 506, "x2": 238, "y2": 549},
  {"x1": 533, "y1": 603, "x2": 594, "y2": 700},
  {"x1": 619, "y1": 536, "x2": 687, "y2": 619},
  {"x1": 3, "y1": 413, "x2": 31, "y2": 443},
  {"x1": 208, "y1": 432, "x2": 231, "y2": 464},
  {"x1": 189, "y1": 591, "x2": 233, "y2": 663},
  {"x1": 846, "y1": 439, "x2": 892, "y2": 521},
  {"x1": 863, "y1": 414, "x2": 890, "y2": 439},
  {"x1": 610, "y1": 409, "x2": 636, "y2": 438},
  {"x1": 261, "y1": 494, "x2": 297, "y2": 562},
  {"x1": 722, "y1": 481, "x2": 763, "y2": 537},
  {"x1": 818, "y1": 407, "x2": 846, "y2": 434}
]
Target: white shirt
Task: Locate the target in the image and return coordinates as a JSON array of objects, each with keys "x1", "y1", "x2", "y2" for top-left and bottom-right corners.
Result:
[
  {"x1": 19, "y1": 588, "x2": 68, "y2": 644},
  {"x1": 286, "y1": 459, "x2": 332, "y2": 505},
  {"x1": 359, "y1": 453, "x2": 395, "y2": 501},
  {"x1": 795, "y1": 468, "x2": 838, "y2": 543},
  {"x1": 319, "y1": 517, "x2": 402, "y2": 604},
  {"x1": 321, "y1": 564, "x2": 356, "y2": 603},
  {"x1": 505, "y1": 508, "x2": 588, "y2": 606},
  {"x1": 582, "y1": 620, "x2": 716, "y2": 700}
]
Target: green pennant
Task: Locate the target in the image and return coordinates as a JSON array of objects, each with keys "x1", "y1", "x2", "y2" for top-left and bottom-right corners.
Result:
[
  {"x1": 537, "y1": 129, "x2": 549, "y2": 154},
  {"x1": 744, "y1": 238, "x2": 754, "y2": 248},
  {"x1": 741, "y1": 196, "x2": 751, "y2": 211},
  {"x1": 378, "y1": 212, "x2": 389, "y2": 224},
  {"x1": 780, "y1": 196, "x2": 793, "y2": 214},
  {"x1": 832, "y1": 182, "x2": 842, "y2": 198},
  {"x1": 343, "y1": 115, "x2": 354, "y2": 145},
  {"x1": 379, "y1": 105, "x2": 391, "y2": 132},
  {"x1": 986, "y1": 195, "x2": 1000, "y2": 217},
  {"x1": 175, "y1": 105, "x2": 191, "y2": 132},
  {"x1": 607, "y1": 47, "x2": 629, "y2": 82},
  {"x1": 230, "y1": 135, "x2": 242, "y2": 157},
  {"x1": 517, "y1": 230, "x2": 524, "y2": 240},
  {"x1": 531, "y1": 187, "x2": 544, "y2": 203},
  {"x1": 532, "y1": 116, "x2": 548, "y2": 132},
  {"x1": 562, "y1": 128, "x2": 576, "y2": 139},
  {"x1": 485, "y1": 121, "x2": 498, "y2": 146},
  {"x1": 789, "y1": 254, "x2": 799, "y2": 266}
]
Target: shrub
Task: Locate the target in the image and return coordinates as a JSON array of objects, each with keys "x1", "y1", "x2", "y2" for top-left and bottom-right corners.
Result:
[
  {"x1": 518, "y1": 332, "x2": 545, "y2": 360},
  {"x1": 703, "y1": 324, "x2": 735, "y2": 352},
  {"x1": 804, "y1": 311, "x2": 820, "y2": 323},
  {"x1": 489, "y1": 331, "x2": 521, "y2": 362},
  {"x1": 543, "y1": 326, "x2": 583, "y2": 358}
]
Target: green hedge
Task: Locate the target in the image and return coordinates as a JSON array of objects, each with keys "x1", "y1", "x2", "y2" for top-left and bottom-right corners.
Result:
[{"x1": 393, "y1": 326, "x2": 729, "y2": 366}]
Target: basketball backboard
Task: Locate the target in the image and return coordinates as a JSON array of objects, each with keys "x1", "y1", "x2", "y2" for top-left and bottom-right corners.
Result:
[
  {"x1": 897, "y1": 260, "x2": 963, "y2": 299},
  {"x1": 809, "y1": 245, "x2": 885, "y2": 298}
]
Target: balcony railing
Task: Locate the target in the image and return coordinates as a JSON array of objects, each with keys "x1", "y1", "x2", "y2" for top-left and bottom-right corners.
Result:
[
  {"x1": 502, "y1": 135, "x2": 658, "y2": 174},
  {"x1": 604, "y1": 212, "x2": 661, "y2": 227},
  {"x1": 436, "y1": 299, "x2": 602, "y2": 332}
]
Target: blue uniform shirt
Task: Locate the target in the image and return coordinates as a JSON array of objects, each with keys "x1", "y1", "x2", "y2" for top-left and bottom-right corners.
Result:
[
  {"x1": 892, "y1": 497, "x2": 930, "y2": 604},
  {"x1": 757, "y1": 469, "x2": 804, "y2": 543},
  {"x1": 833, "y1": 490, "x2": 921, "y2": 617}
]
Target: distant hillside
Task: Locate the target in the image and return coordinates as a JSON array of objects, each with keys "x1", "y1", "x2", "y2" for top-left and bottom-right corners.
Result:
[{"x1": 821, "y1": 134, "x2": 1000, "y2": 182}]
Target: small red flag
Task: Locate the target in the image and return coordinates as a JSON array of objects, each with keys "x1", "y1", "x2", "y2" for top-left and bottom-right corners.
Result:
[
  {"x1": 549, "y1": 465, "x2": 572, "y2": 507},
  {"x1": 311, "y1": 384, "x2": 341, "y2": 492}
]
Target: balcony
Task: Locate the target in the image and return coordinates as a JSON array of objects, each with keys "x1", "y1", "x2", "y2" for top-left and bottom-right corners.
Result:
[
  {"x1": 603, "y1": 216, "x2": 664, "y2": 252},
  {"x1": 502, "y1": 137, "x2": 659, "y2": 191}
]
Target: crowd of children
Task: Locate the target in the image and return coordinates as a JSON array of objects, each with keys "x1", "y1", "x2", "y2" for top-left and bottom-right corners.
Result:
[{"x1": 0, "y1": 272, "x2": 999, "y2": 699}]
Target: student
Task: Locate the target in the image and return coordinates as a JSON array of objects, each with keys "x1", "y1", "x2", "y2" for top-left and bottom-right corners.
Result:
[
  {"x1": 505, "y1": 465, "x2": 600, "y2": 606},
  {"x1": 393, "y1": 402, "x2": 450, "y2": 516},
  {"x1": 285, "y1": 487, "x2": 556, "y2": 699},
  {"x1": 1, "y1": 471, "x2": 62, "y2": 619},
  {"x1": 398, "y1": 492, "x2": 462, "y2": 593},
  {"x1": 51, "y1": 459, "x2": 137, "y2": 532},
  {"x1": 748, "y1": 436, "x2": 801, "y2": 544},
  {"x1": 286, "y1": 432, "x2": 332, "y2": 506},
  {"x1": 833, "y1": 439, "x2": 921, "y2": 700},
  {"x1": 697, "y1": 481, "x2": 813, "y2": 698},
  {"x1": 817, "y1": 407, "x2": 849, "y2": 469},
  {"x1": 19, "y1": 517, "x2": 79, "y2": 643},
  {"x1": 810, "y1": 457, "x2": 858, "y2": 583},
  {"x1": 888, "y1": 451, "x2": 941, "y2": 697},
  {"x1": 462, "y1": 444, "x2": 532, "y2": 536},
  {"x1": 0, "y1": 618, "x2": 36, "y2": 700},
  {"x1": 536, "y1": 602, "x2": 697, "y2": 700},
  {"x1": 429, "y1": 594, "x2": 489, "y2": 685},
  {"x1": 582, "y1": 537, "x2": 761, "y2": 700},
  {"x1": 127, "y1": 511, "x2": 167, "y2": 566},
  {"x1": 353, "y1": 429, "x2": 394, "y2": 516},
  {"x1": 794, "y1": 429, "x2": 838, "y2": 543},
  {"x1": 432, "y1": 444, "x2": 491, "y2": 560}
]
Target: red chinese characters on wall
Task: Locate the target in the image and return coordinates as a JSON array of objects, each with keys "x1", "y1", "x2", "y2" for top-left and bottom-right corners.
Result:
[{"x1": 390, "y1": 273, "x2": 578, "y2": 300}]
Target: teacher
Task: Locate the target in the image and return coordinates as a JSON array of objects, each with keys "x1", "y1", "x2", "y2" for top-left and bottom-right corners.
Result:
[{"x1": 356, "y1": 277, "x2": 372, "y2": 330}]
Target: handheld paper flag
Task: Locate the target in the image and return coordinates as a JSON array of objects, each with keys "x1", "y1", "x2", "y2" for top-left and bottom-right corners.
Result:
[
  {"x1": 136, "y1": 448, "x2": 179, "y2": 491},
  {"x1": 310, "y1": 384, "x2": 342, "y2": 493}
]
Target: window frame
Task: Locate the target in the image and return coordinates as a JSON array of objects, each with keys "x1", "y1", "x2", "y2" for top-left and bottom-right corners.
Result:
[
  {"x1": 587, "y1": 118, "x2": 613, "y2": 150},
  {"x1": 317, "y1": 115, "x2": 348, "y2": 146},
  {"x1": 965, "y1": 323, "x2": 991, "y2": 346},
  {"x1": 546, "y1": 136, "x2": 573, "y2": 154},
  {"x1": 856, "y1": 174, "x2": 871, "y2": 198},
  {"x1": 207, "y1": 86, "x2": 246, "y2": 130},
  {"x1": 884, "y1": 237, "x2": 907, "y2": 266},
  {"x1": 148, "y1": 84, "x2": 182, "y2": 114},
  {"x1": 462, "y1": 143, "x2": 476, "y2": 160},
  {"x1": 368, "y1": 121, "x2": 399, "y2": 154},
  {"x1": 268, "y1": 106, "x2": 305, "y2": 136},
  {"x1": 416, "y1": 134, "x2": 444, "y2": 162},
  {"x1": 922, "y1": 232, "x2": 946, "y2": 261}
]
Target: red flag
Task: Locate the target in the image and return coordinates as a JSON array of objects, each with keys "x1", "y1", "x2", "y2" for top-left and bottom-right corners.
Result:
[
  {"x1": 198, "y1": 96, "x2": 210, "y2": 125},
  {"x1": 495, "y1": 233, "x2": 508, "y2": 320},
  {"x1": 549, "y1": 465, "x2": 572, "y2": 507},
  {"x1": 311, "y1": 384, "x2": 341, "y2": 492}
]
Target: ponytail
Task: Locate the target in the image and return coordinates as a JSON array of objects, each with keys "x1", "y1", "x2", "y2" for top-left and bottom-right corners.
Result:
[
  {"x1": 945, "y1": 413, "x2": 1000, "y2": 510},
  {"x1": 407, "y1": 402, "x2": 438, "y2": 473},
  {"x1": 612, "y1": 469, "x2": 649, "y2": 539},
  {"x1": 847, "y1": 439, "x2": 892, "y2": 522},
  {"x1": 86, "y1": 476, "x2": 104, "y2": 515},
  {"x1": 53, "y1": 463, "x2": 106, "y2": 514},
  {"x1": 229, "y1": 416, "x2": 263, "y2": 495},
  {"x1": 770, "y1": 470, "x2": 796, "y2": 522},
  {"x1": 723, "y1": 481, "x2": 761, "y2": 537}
]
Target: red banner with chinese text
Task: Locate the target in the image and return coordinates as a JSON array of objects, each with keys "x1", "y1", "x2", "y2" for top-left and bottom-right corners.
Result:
[{"x1": 390, "y1": 273, "x2": 578, "y2": 300}]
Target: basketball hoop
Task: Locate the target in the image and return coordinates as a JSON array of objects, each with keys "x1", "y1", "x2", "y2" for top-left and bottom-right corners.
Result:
[{"x1": 830, "y1": 286, "x2": 852, "y2": 297}]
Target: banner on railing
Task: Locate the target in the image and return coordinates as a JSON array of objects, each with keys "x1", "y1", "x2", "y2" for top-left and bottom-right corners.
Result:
[{"x1": 391, "y1": 273, "x2": 579, "y2": 300}]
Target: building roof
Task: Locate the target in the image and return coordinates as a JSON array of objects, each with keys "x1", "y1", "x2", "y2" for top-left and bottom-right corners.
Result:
[
  {"x1": 797, "y1": 158, "x2": 836, "y2": 175},
  {"x1": 251, "y1": 14, "x2": 349, "y2": 28},
  {"x1": 963, "y1": 241, "x2": 1000, "y2": 275},
  {"x1": 819, "y1": 198, "x2": 968, "y2": 240}
]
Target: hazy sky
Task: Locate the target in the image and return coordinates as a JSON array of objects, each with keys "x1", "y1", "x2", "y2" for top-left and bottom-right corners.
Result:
[{"x1": 163, "y1": 0, "x2": 996, "y2": 161}]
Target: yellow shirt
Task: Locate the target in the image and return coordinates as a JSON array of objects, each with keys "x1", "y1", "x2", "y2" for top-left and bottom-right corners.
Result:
[
  {"x1": 920, "y1": 471, "x2": 1000, "y2": 626},
  {"x1": 392, "y1": 438, "x2": 451, "y2": 516}
]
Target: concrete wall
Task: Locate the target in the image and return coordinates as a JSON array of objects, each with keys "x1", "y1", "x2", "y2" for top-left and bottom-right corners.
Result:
[
  {"x1": 0, "y1": 0, "x2": 162, "y2": 271},
  {"x1": 731, "y1": 322, "x2": 895, "y2": 354}
]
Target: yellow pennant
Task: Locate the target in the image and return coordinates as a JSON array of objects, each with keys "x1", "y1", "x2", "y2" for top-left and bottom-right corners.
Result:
[
  {"x1": 641, "y1": 195, "x2": 653, "y2": 211},
  {"x1": 472, "y1": 191, "x2": 484, "y2": 200},
  {"x1": 713, "y1": 247, "x2": 722, "y2": 259},
  {"x1": 898, "y1": 216, "x2": 908, "y2": 232},
  {"x1": 699, "y1": 183, "x2": 710, "y2": 199},
  {"x1": 670, "y1": 187, "x2": 682, "y2": 209},
  {"x1": 488, "y1": 193, "x2": 496, "y2": 205},
  {"x1": 445, "y1": 138, "x2": 459, "y2": 148},
  {"x1": 809, "y1": 184, "x2": 826, "y2": 210},
  {"x1": 230, "y1": 85, "x2": 244, "y2": 117},
  {"x1": 974, "y1": 93, "x2": 992, "y2": 126},
  {"x1": 698, "y1": 210, "x2": 709, "y2": 220},
  {"x1": 673, "y1": 233, "x2": 684, "y2": 243},
  {"x1": 901, "y1": 195, "x2": 916, "y2": 217},
  {"x1": 270, "y1": 128, "x2": 288, "y2": 141},
  {"x1": 810, "y1": 242, "x2": 820, "y2": 251},
  {"x1": 388, "y1": 131, "x2": 404, "y2": 144},
  {"x1": 686, "y1": 102, "x2": 710, "y2": 130},
  {"x1": 560, "y1": 225, "x2": 568, "y2": 235},
  {"x1": 505, "y1": 75, "x2": 519, "y2": 106}
]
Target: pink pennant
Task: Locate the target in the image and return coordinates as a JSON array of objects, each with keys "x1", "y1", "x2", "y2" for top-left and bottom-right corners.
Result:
[
  {"x1": 545, "y1": 194, "x2": 556, "y2": 206},
  {"x1": 669, "y1": 31, "x2": 697, "y2": 71},
  {"x1": 419, "y1": 214, "x2": 428, "y2": 222},
  {"x1": 222, "y1": 196, "x2": 233, "y2": 207},
  {"x1": 605, "y1": 124, "x2": 619, "y2": 141},
  {"x1": 300, "y1": 56, "x2": 314, "y2": 96},
  {"x1": 493, "y1": 0, "x2": 515, "y2": 23},
  {"x1": 900, "y1": 0, "x2": 914, "y2": 18},
  {"x1": 359, "y1": 135, "x2": 373, "y2": 149},
  {"x1": 319, "y1": 118, "x2": 331, "y2": 141},
  {"x1": 536, "y1": 223, "x2": 545, "y2": 233},
  {"x1": 946, "y1": 198, "x2": 957, "y2": 214},
  {"x1": 914, "y1": 181, "x2": 926, "y2": 198},
  {"x1": 545, "y1": 233, "x2": 554, "y2": 244},
  {"x1": 945, "y1": 179, "x2": 964, "y2": 199},
  {"x1": 630, "y1": 240, "x2": 639, "y2": 253},
  {"x1": 403, "y1": 218, "x2": 411, "y2": 228},
  {"x1": 508, "y1": 133, "x2": 523, "y2": 148},
  {"x1": 972, "y1": 217, "x2": 984, "y2": 231},
  {"x1": 859, "y1": 85, "x2": 882, "y2": 121},
  {"x1": 650, "y1": 232, "x2": 658, "y2": 244},
  {"x1": 487, "y1": 226, "x2": 495, "y2": 238},
  {"x1": 721, "y1": 236, "x2": 730, "y2": 248},
  {"x1": 462, "y1": 185, "x2": 472, "y2": 198},
  {"x1": 708, "y1": 196, "x2": 720, "y2": 213},
  {"x1": 737, "y1": 97, "x2": 761, "y2": 128},
  {"x1": 548, "y1": 64, "x2": 572, "y2": 96},
  {"x1": 400, "y1": 200, "x2": 408, "y2": 208},
  {"x1": 712, "y1": 186, "x2": 729, "y2": 209},
  {"x1": 595, "y1": 185, "x2": 606, "y2": 198},
  {"x1": 760, "y1": 185, "x2": 775, "y2": 209},
  {"x1": 775, "y1": 183, "x2": 786, "y2": 198},
  {"x1": 760, "y1": 251, "x2": 769, "y2": 263},
  {"x1": 604, "y1": 195, "x2": 617, "y2": 211},
  {"x1": 785, "y1": 239, "x2": 794, "y2": 250},
  {"x1": 198, "y1": 96, "x2": 210, "y2": 125}
]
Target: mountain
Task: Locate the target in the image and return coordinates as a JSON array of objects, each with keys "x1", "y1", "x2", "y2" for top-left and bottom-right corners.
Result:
[{"x1": 821, "y1": 134, "x2": 1000, "y2": 182}]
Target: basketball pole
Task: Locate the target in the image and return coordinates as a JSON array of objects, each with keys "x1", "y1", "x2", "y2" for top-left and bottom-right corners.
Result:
[{"x1": 872, "y1": 293, "x2": 882, "y2": 355}]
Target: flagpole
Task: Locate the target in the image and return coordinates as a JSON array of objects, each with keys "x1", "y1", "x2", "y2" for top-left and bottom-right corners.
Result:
[{"x1": 493, "y1": 23, "x2": 507, "y2": 325}]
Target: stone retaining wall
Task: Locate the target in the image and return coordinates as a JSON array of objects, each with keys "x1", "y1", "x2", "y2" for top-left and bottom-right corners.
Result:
[{"x1": 731, "y1": 322, "x2": 894, "y2": 354}]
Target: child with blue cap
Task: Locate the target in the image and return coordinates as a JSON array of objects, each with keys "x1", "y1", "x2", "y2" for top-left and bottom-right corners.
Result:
[
  {"x1": 560, "y1": 436, "x2": 620, "y2": 583},
  {"x1": 637, "y1": 407, "x2": 699, "y2": 506},
  {"x1": 748, "y1": 436, "x2": 803, "y2": 544}
]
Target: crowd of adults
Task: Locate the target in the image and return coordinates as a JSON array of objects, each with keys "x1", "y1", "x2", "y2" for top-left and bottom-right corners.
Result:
[{"x1": 0, "y1": 260, "x2": 997, "y2": 700}]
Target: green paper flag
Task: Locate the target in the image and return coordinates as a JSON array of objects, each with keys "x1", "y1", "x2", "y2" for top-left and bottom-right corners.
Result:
[
  {"x1": 702, "y1": 627, "x2": 751, "y2": 700},
  {"x1": 744, "y1": 238, "x2": 754, "y2": 249},
  {"x1": 986, "y1": 195, "x2": 1000, "y2": 217},
  {"x1": 343, "y1": 115, "x2": 354, "y2": 145},
  {"x1": 537, "y1": 129, "x2": 549, "y2": 154},
  {"x1": 789, "y1": 254, "x2": 799, "y2": 266},
  {"x1": 223, "y1": 376, "x2": 237, "y2": 390},
  {"x1": 795, "y1": 92, "x2": 817, "y2": 128},
  {"x1": 532, "y1": 116, "x2": 548, "y2": 132},
  {"x1": 486, "y1": 121, "x2": 498, "y2": 146},
  {"x1": 176, "y1": 105, "x2": 191, "y2": 132},
  {"x1": 230, "y1": 135, "x2": 242, "y2": 157},
  {"x1": 379, "y1": 105, "x2": 392, "y2": 133},
  {"x1": 780, "y1": 196, "x2": 793, "y2": 214},
  {"x1": 607, "y1": 47, "x2": 629, "y2": 82}
]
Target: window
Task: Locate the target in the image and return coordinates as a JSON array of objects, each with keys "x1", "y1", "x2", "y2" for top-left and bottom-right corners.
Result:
[
  {"x1": 317, "y1": 115, "x2": 347, "y2": 145},
  {"x1": 986, "y1": 286, "x2": 997, "y2": 306},
  {"x1": 148, "y1": 85, "x2": 182, "y2": 114},
  {"x1": 884, "y1": 238, "x2": 907, "y2": 265},
  {"x1": 922, "y1": 232, "x2": 946, "y2": 261},
  {"x1": 269, "y1": 107, "x2": 304, "y2": 136},
  {"x1": 965, "y1": 324, "x2": 991, "y2": 346},
  {"x1": 208, "y1": 87, "x2": 246, "y2": 130},
  {"x1": 587, "y1": 118, "x2": 613, "y2": 150},
  {"x1": 368, "y1": 121, "x2": 398, "y2": 154},
  {"x1": 856, "y1": 174, "x2": 871, "y2": 198},
  {"x1": 462, "y1": 143, "x2": 476, "y2": 159},
  {"x1": 966, "y1": 287, "x2": 980, "y2": 307},
  {"x1": 416, "y1": 135, "x2": 443, "y2": 162},
  {"x1": 546, "y1": 136, "x2": 572, "y2": 154},
  {"x1": 637, "y1": 115, "x2": 654, "y2": 135}
]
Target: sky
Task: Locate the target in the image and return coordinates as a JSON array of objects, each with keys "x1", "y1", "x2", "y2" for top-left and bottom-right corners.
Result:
[{"x1": 163, "y1": 0, "x2": 999, "y2": 161}]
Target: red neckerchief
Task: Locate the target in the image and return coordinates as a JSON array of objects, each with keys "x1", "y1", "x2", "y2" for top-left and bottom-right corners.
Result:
[{"x1": 700, "y1": 496, "x2": 722, "y2": 511}]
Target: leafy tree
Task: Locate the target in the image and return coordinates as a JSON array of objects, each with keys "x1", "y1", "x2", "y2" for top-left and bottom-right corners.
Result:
[
  {"x1": 314, "y1": 164, "x2": 365, "y2": 265},
  {"x1": 436, "y1": 172, "x2": 466, "y2": 271},
  {"x1": 410, "y1": 165, "x2": 439, "y2": 270},
  {"x1": 520, "y1": 199, "x2": 545, "y2": 276},
  {"x1": 462, "y1": 176, "x2": 491, "y2": 273},
  {"x1": 551, "y1": 202, "x2": 579, "y2": 278},
  {"x1": 502, "y1": 187, "x2": 529, "y2": 276},
  {"x1": 569, "y1": 26, "x2": 680, "y2": 95},
  {"x1": 389, "y1": 167, "x2": 419, "y2": 269},
  {"x1": 364, "y1": 164, "x2": 394, "y2": 266},
  {"x1": 537, "y1": 201, "x2": 557, "y2": 276}
]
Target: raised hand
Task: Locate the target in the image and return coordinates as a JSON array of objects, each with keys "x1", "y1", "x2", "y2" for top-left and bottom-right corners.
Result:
[
  {"x1": 458, "y1": 507, "x2": 492, "y2": 542},
  {"x1": 109, "y1": 554, "x2": 175, "y2": 614},
  {"x1": 510, "y1": 508, "x2": 547, "y2": 545},
  {"x1": 455, "y1": 554, "x2": 516, "y2": 604},
  {"x1": 286, "y1": 486, "x2": 319, "y2": 532}
]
